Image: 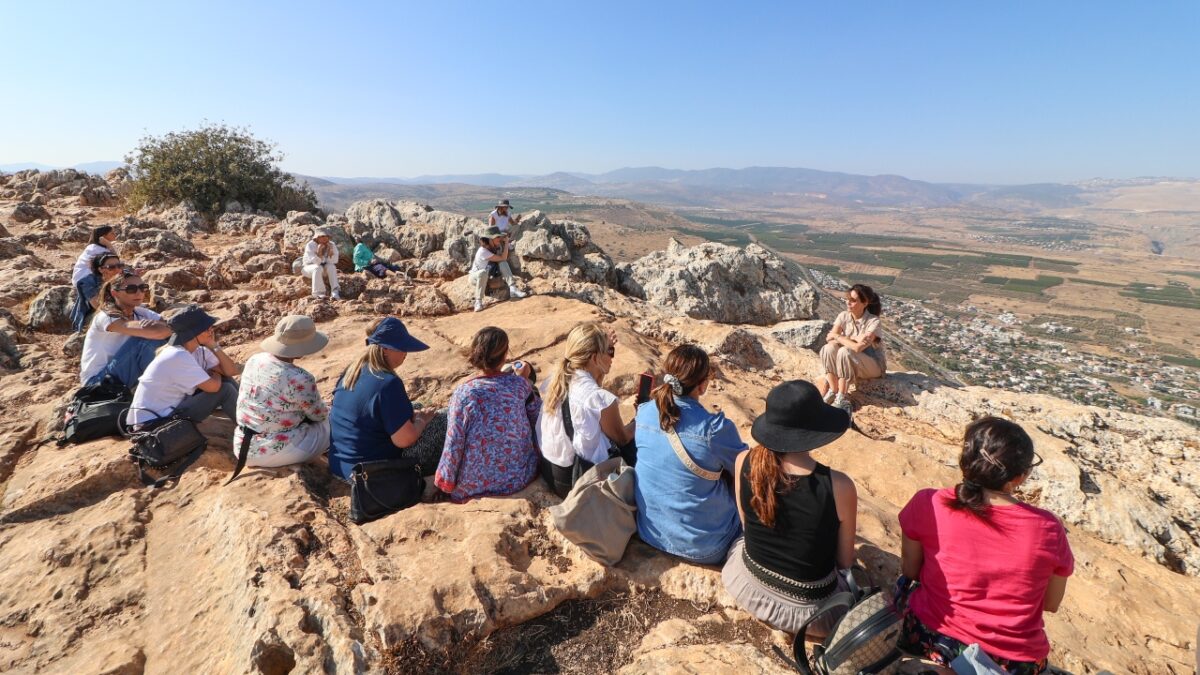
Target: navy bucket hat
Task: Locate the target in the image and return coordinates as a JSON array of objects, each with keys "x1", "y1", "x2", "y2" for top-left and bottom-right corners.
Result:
[{"x1": 167, "y1": 305, "x2": 218, "y2": 346}]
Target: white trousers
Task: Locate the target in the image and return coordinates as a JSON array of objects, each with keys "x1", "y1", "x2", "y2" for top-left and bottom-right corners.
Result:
[
  {"x1": 302, "y1": 262, "x2": 340, "y2": 296},
  {"x1": 470, "y1": 261, "x2": 514, "y2": 302},
  {"x1": 245, "y1": 419, "x2": 331, "y2": 468}
]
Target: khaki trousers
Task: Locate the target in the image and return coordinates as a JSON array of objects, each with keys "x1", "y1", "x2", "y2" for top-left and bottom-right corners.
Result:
[{"x1": 819, "y1": 342, "x2": 884, "y2": 384}]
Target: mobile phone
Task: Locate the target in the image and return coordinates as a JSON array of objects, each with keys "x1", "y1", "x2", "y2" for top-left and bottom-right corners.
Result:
[{"x1": 636, "y1": 372, "x2": 653, "y2": 405}]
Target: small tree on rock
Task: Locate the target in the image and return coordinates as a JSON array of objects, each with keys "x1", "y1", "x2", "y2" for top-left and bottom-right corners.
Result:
[{"x1": 124, "y1": 123, "x2": 318, "y2": 218}]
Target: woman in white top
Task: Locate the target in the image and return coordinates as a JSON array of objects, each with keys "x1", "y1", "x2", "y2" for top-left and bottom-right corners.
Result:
[
  {"x1": 816, "y1": 283, "x2": 887, "y2": 414},
  {"x1": 79, "y1": 272, "x2": 172, "y2": 389},
  {"x1": 538, "y1": 322, "x2": 635, "y2": 498},
  {"x1": 302, "y1": 227, "x2": 341, "y2": 299},
  {"x1": 126, "y1": 305, "x2": 241, "y2": 430},
  {"x1": 71, "y1": 226, "x2": 118, "y2": 287},
  {"x1": 488, "y1": 199, "x2": 521, "y2": 234}
]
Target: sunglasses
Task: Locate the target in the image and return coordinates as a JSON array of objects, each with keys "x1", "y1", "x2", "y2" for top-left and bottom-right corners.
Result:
[
  {"x1": 1029, "y1": 452, "x2": 1043, "y2": 469},
  {"x1": 118, "y1": 283, "x2": 151, "y2": 293},
  {"x1": 101, "y1": 262, "x2": 124, "y2": 270},
  {"x1": 606, "y1": 346, "x2": 616, "y2": 357}
]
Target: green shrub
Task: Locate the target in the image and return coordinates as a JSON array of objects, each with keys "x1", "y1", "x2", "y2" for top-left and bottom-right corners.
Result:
[{"x1": 124, "y1": 123, "x2": 318, "y2": 218}]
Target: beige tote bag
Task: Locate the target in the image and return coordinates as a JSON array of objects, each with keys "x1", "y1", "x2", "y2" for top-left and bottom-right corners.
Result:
[{"x1": 549, "y1": 457, "x2": 637, "y2": 566}]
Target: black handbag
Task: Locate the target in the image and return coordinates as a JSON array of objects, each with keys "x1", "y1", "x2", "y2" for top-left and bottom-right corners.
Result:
[
  {"x1": 349, "y1": 457, "x2": 424, "y2": 524},
  {"x1": 128, "y1": 415, "x2": 209, "y2": 488},
  {"x1": 58, "y1": 378, "x2": 133, "y2": 446}
]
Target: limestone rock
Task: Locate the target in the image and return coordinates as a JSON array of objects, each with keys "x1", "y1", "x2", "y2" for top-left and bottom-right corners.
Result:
[
  {"x1": 515, "y1": 228, "x2": 572, "y2": 262},
  {"x1": 622, "y1": 239, "x2": 818, "y2": 325},
  {"x1": 121, "y1": 228, "x2": 204, "y2": 262},
  {"x1": 27, "y1": 285, "x2": 75, "y2": 333},
  {"x1": 768, "y1": 319, "x2": 832, "y2": 351},
  {"x1": 12, "y1": 202, "x2": 50, "y2": 223},
  {"x1": 143, "y1": 266, "x2": 204, "y2": 292},
  {"x1": 154, "y1": 201, "x2": 210, "y2": 236},
  {"x1": 216, "y1": 211, "x2": 277, "y2": 235}
]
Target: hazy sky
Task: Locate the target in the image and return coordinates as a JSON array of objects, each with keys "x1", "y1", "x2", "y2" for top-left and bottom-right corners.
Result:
[{"x1": 2, "y1": 1, "x2": 1197, "y2": 184}]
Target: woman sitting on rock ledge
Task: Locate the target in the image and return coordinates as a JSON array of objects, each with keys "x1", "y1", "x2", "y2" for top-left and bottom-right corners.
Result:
[
  {"x1": 538, "y1": 322, "x2": 636, "y2": 498},
  {"x1": 897, "y1": 416, "x2": 1073, "y2": 673},
  {"x1": 633, "y1": 344, "x2": 747, "y2": 565},
  {"x1": 79, "y1": 271, "x2": 172, "y2": 389},
  {"x1": 434, "y1": 326, "x2": 540, "y2": 502},
  {"x1": 328, "y1": 318, "x2": 442, "y2": 481},
  {"x1": 817, "y1": 283, "x2": 886, "y2": 414},
  {"x1": 70, "y1": 225, "x2": 118, "y2": 331},
  {"x1": 721, "y1": 380, "x2": 856, "y2": 638},
  {"x1": 70, "y1": 252, "x2": 124, "y2": 335}
]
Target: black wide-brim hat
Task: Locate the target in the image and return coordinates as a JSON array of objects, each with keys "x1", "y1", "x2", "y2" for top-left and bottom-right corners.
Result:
[{"x1": 751, "y1": 380, "x2": 851, "y2": 453}]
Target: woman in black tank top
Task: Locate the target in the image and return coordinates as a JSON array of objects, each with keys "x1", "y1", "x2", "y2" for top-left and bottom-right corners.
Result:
[{"x1": 721, "y1": 380, "x2": 857, "y2": 637}]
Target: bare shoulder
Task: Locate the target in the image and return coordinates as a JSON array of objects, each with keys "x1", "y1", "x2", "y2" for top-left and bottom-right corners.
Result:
[{"x1": 830, "y1": 468, "x2": 857, "y2": 495}]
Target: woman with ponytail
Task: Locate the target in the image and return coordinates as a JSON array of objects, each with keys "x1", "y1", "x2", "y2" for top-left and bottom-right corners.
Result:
[
  {"x1": 70, "y1": 226, "x2": 119, "y2": 331},
  {"x1": 538, "y1": 322, "x2": 635, "y2": 498},
  {"x1": 720, "y1": 380, "x2": 857, "y2": 637},
  {"x1": 632, "y1": 345, "x2": 747, "y2": 564},
  {"x1": 896, "y1": 416, "x2": 1072, "y2": 673}
]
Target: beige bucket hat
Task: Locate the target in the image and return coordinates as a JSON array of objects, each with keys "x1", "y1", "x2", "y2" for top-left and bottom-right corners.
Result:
[{"x1": 261, "y1": 315, "x2": 329, "y2": 358}]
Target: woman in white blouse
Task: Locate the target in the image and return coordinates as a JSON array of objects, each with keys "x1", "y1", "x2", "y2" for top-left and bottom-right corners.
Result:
[{"x1": 538, "y1": 322, "x2": 635, "y2": 497}]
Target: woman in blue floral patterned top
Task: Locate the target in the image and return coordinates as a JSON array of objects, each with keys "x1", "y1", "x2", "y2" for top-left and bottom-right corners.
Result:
[{"x1": 435, "y1": 326, "x2": 540, "y2": 502}]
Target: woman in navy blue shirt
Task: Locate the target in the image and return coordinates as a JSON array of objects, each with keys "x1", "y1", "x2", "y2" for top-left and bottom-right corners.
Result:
[{"x1": 328, "y1": 317, "x2": 438, "y2": 480}]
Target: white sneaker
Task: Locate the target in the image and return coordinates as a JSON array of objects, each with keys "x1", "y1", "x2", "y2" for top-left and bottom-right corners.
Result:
[
  {"x1": 822, "y1": 389, "x2": 836, "y2": 404},
  {"x1": 331, "y1": 291, "x2": 342, "y2": 300},
  {"x1": 508, "y1": 286, "x2": 527, "y2": 299},
  {"x1": 833, "y1": 395, "x2": 853, "y2": 413},
  {"x1": 474, "y1": 300, "x2": 483, "y2": 312}
]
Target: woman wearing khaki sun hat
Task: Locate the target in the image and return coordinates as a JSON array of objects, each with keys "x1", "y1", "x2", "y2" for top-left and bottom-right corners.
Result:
[{"x1": 233, "y1": 315, "x2": 333, "y2": 468}]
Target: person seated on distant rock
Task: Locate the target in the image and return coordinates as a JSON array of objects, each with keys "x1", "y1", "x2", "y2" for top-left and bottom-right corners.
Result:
[
  {"x1": 896, "y1": 416, "x2": 1072, "y2": 673},
  {"x1": 352, "y1": 238, "x2": 403, "y2": 279},
  {"x1": 79, "y1": 271, "x2": 172, "y2": 389},
  {"x1": 434, "y1": 327, "x2": 541, "y2": 502},
  {"x1": 721, "y1": 380, "x2": 856, "y2": 639},
  {"x1": 232, "y1": 315, "x2": 331, "y2": 468},
  {"x1": 125, "y1": 305, "x2": 242, "y2": 430},
  {"x1": 327, "y1": 317, "x2": 444, "y2": 481},
  {"x1": 70, "y1": 226, "x2": 118, "y2": 332},
  {"x1": 816, "y1": 283, "x2": 886, "y2": 414},
  {"x1": 489, "y1": 199, "x2": 522, "y2": 234},
  {"x1": 633, "y1": 345, "x2": 748, "y2": 564},
  {"x1": 70, "y1": 252, "x2": 124, "y2": 334},
  {"x1": 469, "y1": 226, "x2": 527, "y2": 313},
  {"x1": 302, "y1": 227, "x2": 342, "y2": 300},
  {"x1": 538, "y1": 322, "x2": 636, "y2": 498}
]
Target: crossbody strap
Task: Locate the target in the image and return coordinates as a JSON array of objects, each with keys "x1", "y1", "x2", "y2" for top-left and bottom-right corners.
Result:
[
  {"x1": 665, "y1": 426, "x2": 720, "y2": 481},
  {"x1": 225, "y1": 426, "x2": 258, "y2": 485},
  {"x1": 560, "y1": 396, "x2": 575, "y2": 441}
]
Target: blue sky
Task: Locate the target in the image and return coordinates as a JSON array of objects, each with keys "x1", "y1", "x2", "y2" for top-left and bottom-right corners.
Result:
[{"x1": 1, "y1": 1, "x2": 1196, "y2": 183}]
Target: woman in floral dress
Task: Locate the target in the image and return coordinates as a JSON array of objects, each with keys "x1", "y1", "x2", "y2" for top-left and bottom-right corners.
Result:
[
  {"x1": 233, "y1": 315, "x2": 332, "y2": 467},
  {"x1": 435, "y1": 326, "x2": 540, "y2": 502}
]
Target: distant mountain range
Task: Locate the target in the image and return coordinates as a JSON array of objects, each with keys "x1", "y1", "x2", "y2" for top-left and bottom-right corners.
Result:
[
  {"x1": 301, "y1": 166, "x2": 1098, "y2": 210},
  {"x1": 0, "y1": 161, "x2": 124, "y2": 174},
  {"x1": 7, "y1": 160, "x2": 1186, "y2": 210}
]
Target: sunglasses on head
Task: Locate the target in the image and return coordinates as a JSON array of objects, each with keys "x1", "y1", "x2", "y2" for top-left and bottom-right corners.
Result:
[
  {"x1": 118, "y1": 283, "x2": 151, "y2": 293},
  {"x1": 101, "y1": 262, "x2": 124, "y2": 270}
]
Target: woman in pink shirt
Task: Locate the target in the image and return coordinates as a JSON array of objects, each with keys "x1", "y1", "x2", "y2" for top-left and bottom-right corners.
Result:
[{"x1": 898, "y1": 416, "x2": 1073, "y2": 673}]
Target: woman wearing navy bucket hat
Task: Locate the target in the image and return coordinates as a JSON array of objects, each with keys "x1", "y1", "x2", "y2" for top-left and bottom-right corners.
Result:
[
  {"x1": 328, "y1": 317, "x2": 444, "y2": 481},
  {"x1": 721, "y1": 380, "x2": 858, "y2": 639}
]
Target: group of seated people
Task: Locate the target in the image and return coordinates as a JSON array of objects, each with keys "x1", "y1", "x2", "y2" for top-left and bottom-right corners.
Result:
[{"x1": 69, "y1": 224, "x2": 1069, "y2": 671}]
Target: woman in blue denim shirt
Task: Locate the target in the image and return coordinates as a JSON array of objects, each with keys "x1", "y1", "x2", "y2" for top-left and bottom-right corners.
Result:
[{"x1": 633, "y1": 345, "x2": 748, "y2": 564}]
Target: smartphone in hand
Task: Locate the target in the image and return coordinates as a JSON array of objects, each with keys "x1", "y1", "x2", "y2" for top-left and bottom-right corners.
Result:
[{"x1": 636, "y1": 372, "x2": 654, "y2": 405}]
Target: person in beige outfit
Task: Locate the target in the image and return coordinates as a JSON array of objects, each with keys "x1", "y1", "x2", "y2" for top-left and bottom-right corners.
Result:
[{"x1": 817, "y1": 284, "x2": 886, "y2": 413}]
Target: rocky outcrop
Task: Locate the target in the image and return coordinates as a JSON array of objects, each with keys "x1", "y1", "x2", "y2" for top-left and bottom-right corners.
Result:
[
  {"x1": 620, "y1": 239, "x2": 818, "y2": 325},
  {"x1": 11, "y1": 202, "x2": 50, "y2": 223},
  {"x1": 0, "y1": 169, "x2": 116, "y2": 205},
  {"x1": 27, "y1": 285, "x2": 75, "y2": 333},
  {"x1": 767, "y1": 319, "x2": 831, "y2": 351},
  {"x1": 120, "y1": 228, "x2": 205, "y2": 262}
]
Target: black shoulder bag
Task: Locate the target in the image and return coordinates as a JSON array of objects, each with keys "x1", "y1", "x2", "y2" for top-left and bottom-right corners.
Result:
[
  {"x1": 58, "y1": 377, "x2": 133, "y2": 446},
  {"x1": 126, "y1": 410, "x2": 209, "y2": 489},
  {"x1": 349, "y1": 456, "x2": 424, "y2": 524}
]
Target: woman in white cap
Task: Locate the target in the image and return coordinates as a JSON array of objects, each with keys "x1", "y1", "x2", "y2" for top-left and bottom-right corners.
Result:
[
  {"x1": 302, "y1": 227, "x2": 341, "y2": 300},
  {"x1": 233, "y1": 315, "x2": 332, "y2": 468}
]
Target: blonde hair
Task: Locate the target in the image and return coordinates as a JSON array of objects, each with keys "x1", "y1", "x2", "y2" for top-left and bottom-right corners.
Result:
[
  {"x1": 543, "y1": 322, "x2": 608, "y2": 414},
  {"x1": 341, "y1": 318, "x2": 397, "y2": 390}
]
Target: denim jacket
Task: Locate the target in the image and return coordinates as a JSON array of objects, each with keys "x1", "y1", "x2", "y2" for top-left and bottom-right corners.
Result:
[{"x1": 633, "y1": 397, "x2": 748, "y2": 564}]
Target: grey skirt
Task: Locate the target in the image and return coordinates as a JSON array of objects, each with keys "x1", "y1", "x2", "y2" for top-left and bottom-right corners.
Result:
[{"x1": 721, "y1": 537, "x2": 849, "y2": 636}]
